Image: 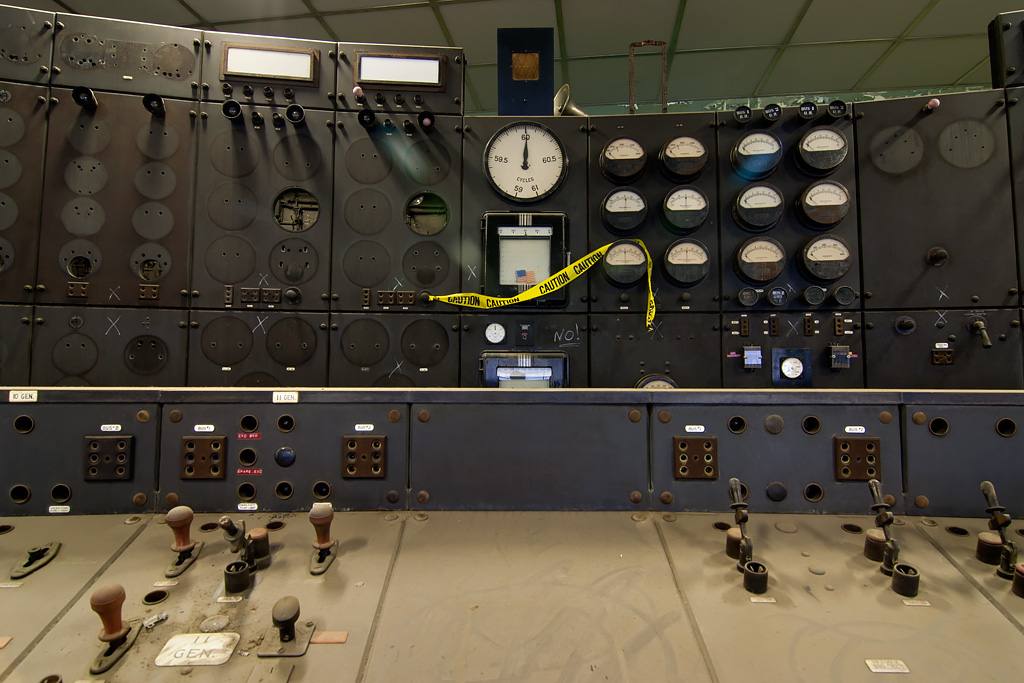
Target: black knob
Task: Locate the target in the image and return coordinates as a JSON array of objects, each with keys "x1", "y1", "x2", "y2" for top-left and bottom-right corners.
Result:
[
  {"x1": 394, "y1": 93, "x2": 405, "y2": 105},
  {"x1": 285, "y1": 104, "x2": 305, "y2": 124},
  {"x1": 283, "y1": 87, "x2": 295, "y2": 100},
  {"x1": 272, "y1": 596, "x2": 300, "y2": 643},
  {"x1": 894, "y1": 316, "x2": 916, "y2": 335},
  {"x1": 71, "y1": 86, "x2": 98, "y2": 110},
  {"x1": 272, "y1": 112, "x2": 285, "y2": 127},
  {"x1": 374, "y1": 92, "x2": 385, "y2": 103},
  {"x1": 222, "y1": 100, "x2": 242, "y2": 120},
  {"x1": 250, "y1": 111, "x2": 263, "y2": 126},
  {"x1": 275, "y1": 447, "x2": 296, "y2": 467},
  {"x1": 263, "y1": 85, "x2": 274, "y2": 98},
  {"x1": 142, "y1": 93, "x2": 165, "y2": 117},
  {"x1": 413, "y1": 94, "x2": 424, "y2": 105},
  {"x1": 284, "y1": 288, "x2": 300, "y2": 303},
  {"x1": 221, "y1": 83, "x2": 232, "y2": 94},
  {"x1": 242, "y1": 84, "x2": 253, "y2": 97},
  {"x1": 403, "y1": 120, "x2": 415, "y2": 134},
  {"x1": 357, "y1": 109, "x2": 376, "y2": 129},
  {"x1": 927, "y1": 247, "x2": 949, "y2": 267}
]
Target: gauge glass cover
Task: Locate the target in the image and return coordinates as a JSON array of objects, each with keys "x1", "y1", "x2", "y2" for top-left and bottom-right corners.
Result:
[{"x1": 484, "y1": 122, "x2": 567, "y2": 202}]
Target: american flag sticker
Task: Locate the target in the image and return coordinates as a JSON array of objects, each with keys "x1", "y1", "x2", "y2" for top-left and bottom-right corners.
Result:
[{"x1": 516, "y1": 269, "x2": 536, "y2": 284}]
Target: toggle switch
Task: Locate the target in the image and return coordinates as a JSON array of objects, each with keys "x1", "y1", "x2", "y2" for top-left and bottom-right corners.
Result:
[
  {"x1": 980, "y1": 480, "x2": 1019, "y2": 582},
  {"x1": 867, "y1": 479, "x2": 920, "y2": 597},
  {"x1": 250, "y1": 111, "x2": 263, "y2": 126},
  {"x1": 142, "y1": 93, "x2": 165, "y2": 117},
  {"x1": 969, "y1": 317, "x2": 993, "y2": 349},
  {"x1": 72, "y1": 86, "x2": 98, "y2": 110},
  {"x1": 257, "y1": 596, "x2": 316, "y2": 657},
  {"x1": 309, "y1": 502, "x2": 339, "y2": 575},
  {"x1": 164, "y1": 506, "x2": 205, "y2": 578},
  {"x1": 219, "y1": 515, "x2": 246, "y2": 553},
  {"x1": 89, "y1": 584, "x2": 140, "y2": 674}
]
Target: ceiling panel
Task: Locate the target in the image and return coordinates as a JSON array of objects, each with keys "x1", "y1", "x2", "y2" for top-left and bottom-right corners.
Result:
[
  {"x1": 466, "y1": 63, "x2": 498, "y2": 112},
  {"x1": 668, "y1": 48, "x2": 777, "y2": 100},
  {"x1": 760, "y1": 42, "x2": 893, "y2": 95},
  {"x1": 957, "y1": 58, "x2": 994, "y2": 85},
  {"x1": 189, "y1": 0, "x2": 311, "y2": 24},
  {"x1": 65, "y1": 0, "x2": 198, "y2": 25},
  {"x1": 567, "y1": 55, "x2": 666, "y2": 107},
  {"x1": 217, "y1": 17, "x2": 333, "y2": 42},
  {"x1": 677, "y1": 0, "x2": 809, "y2": 49},
  {"x1": 561, "y1": 0, "x2": 677, "y2": 57},
  {"x1": 441, "y1": 0, "x2": 557, "y2": 65},
  {"x1": 912, "y1": 0, "x2": 1024, "y2": 37},
  {"x1": 860, "y1": 36, "x2": 990, "y2": 89},
  {"x1": 312, "y1": 0, "x2": 429, "y2": 11},
  {"x1": 325, "y1": 7, "x2": 446, "y2": 46},
  {"x1": 791, "y1": 0, "x2": 932, "y2": 43}
]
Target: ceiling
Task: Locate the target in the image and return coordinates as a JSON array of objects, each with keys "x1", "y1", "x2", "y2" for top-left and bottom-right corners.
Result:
[{"x1": 11, "y1": 0, "x2": 1024, "y2": 113}]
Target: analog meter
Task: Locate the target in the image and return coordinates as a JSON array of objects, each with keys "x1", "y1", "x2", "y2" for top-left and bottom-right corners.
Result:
[
  {"x1": 635, "y1": 374, "x2": 678, "y2": 389},
  {"x1": 602, "y1": 240, "x2": 648, "y2": 286},
  {"x1": 600, "y1": 137, "x2": 646, "y2": 181},
  {"x1": 800, "y1": 234, "x2": 853, "y2": 283},
  {"x1": 799, "y1": 180, "x2": 850, "y2": 227},
  {"x1": 659, "y1": 136, "x2": 707, "y2": 179},
  {"x1": 736, "y1": 236, "x2": 786, "y2": 284},
  {"x1": 797, "y1": 126, "x2": 848, "y2": 174},
  {"x1": 663, "y1": 238, "x2": 710, "y2": 286},
  {"x1": 731, "y1": 130, "x2": 782, "y2": 179},
  {"x1": 780, "y1": 356, "x2": 805, "y2": 379},
  {"x1": 484, "y1": 322, "x2": 506, "y2": 344},
  {"x1": 662, "y1": 185, "x2": 709, "y2": 233},
  {"x1": 734, "y1": 183, "x2": 784, "y2": 231},
  {"x1": 484, "y1": 122, "x2": 567, "y2": 202},
  {"x1": 601, "y1": 188, "x2": 647, "y2": 233}
]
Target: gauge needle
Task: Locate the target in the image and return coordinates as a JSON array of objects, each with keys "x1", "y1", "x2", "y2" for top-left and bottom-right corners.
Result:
[{"x1": 521, "y1": 137, "x2": 530, "y2": 170}]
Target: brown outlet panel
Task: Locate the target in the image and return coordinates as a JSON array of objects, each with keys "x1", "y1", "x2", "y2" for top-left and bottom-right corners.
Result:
[
  {"x1": 67, "y1": 281, "x2": 88, "y2": 297},
  {"x1": 833, "y1": 436, "x2": 880, "y2": 481},
  {"x1": 181, "y1": 436, "x2": 227, "y2": 480},
  {"x1": 342, "y1": 435, "x2": 386, "y2": 479},
  {"x1": 673, "y1": 436, "x2": 718, "y2": 480},
  {"x1": 84, "y1": 435, "x2": 135, "y2": 481},
  {"x1": 138, "y1": 284, "x2": 160, "y2": 300}
]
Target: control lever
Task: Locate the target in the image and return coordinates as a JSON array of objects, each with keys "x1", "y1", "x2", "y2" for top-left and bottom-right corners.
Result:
[
  {"x1": 10, "y1": 541, "x2": 60, "y2": 579},
  {"x1": 979, "y1": 481, "x2": 1019, "y2": 582},
  {"x1": 309, "y1": 502, "x2": 339, "y2": 575},
  {"x1": 727, "y1": 478, "x2": 769, "y2": 594},
  {"x1": 867, "y1": 479, "x2": 920, "y2": 597},
  {"x1": 969, "y1": 317, "x2": 993, "y2": 349},
  {"x1": 219, "y1": 515, "x2": 246, "y2": 553},
  {"x1": 89, "y1": 584, "x2": 140, "y2": 674},
  {"x1": 164, "y1": 506, "x2": 205, "y2": 578},
  {"x1": 256, "y1": 596, "x2": 316, "y2": 657}
]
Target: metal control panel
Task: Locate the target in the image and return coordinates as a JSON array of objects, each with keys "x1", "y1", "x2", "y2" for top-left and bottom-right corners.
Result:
[
  {"x1": 336, "y1": 42, "x2": 464, "y2": 115},
  {"x1": 0, "y1": 4, "x2": 55, "y2": 86}
]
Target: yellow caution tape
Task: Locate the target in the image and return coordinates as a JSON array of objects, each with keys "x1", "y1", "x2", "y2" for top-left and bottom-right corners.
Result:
[{"x1": 428, "y1": 240, "x2": 657, "y2": 331}]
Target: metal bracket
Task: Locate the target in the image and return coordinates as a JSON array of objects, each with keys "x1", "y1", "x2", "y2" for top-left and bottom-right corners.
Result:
[
  {"x1": 628, "y1": 40, "x2": 668, "y2": 114},
  {"x1": 10, "y1": 541, "x2": 61, "y2": 579},
  {"x1": 256, "y1": 621, "x2": 316, "y2": 658},
  {"x1": 90, "y1": 623, "x2": 141, "y2": 674},
  {"x1": 309, "y1": 539, "x2": 339, "y2": 576},
  {"x1": 165, "y1": 540, "x2": 205, "y2": 578}
]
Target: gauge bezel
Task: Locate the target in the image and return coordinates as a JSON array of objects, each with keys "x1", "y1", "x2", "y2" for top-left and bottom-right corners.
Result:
[
  {"x1": 734, "y1": 182, "x2": 785, "y2": 231},
  {"x1": 601, "y1": 187, "x2": 648, "y2": 234},
  {"x1": 731, "y1": 130, "x2": 783, "y2": 180},
  {"x1": 662, "y1": 185, "x2": 710, "y2": 233},
  {"x1": 662, "y1": 238, "x2": 711, "y2": 287},
  {"x1": 600, "y1": 137, "x2": 648, "y2": 182},
  {"x1": 659, "y1": 135, "x2": 708, "y2": 180},
  {"x1": 799, "y1": 179, "x2": 851, "y2": 228},
  {"x1": 482, "y1": 121, "x2": 568, "y2": 204}
]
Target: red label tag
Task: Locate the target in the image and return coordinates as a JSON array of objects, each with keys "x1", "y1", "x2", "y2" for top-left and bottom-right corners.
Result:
[
  {"x1": 236, "y1": 468, "x2": 263, "y2": 476},
  {"x1": 236, "y1": 432, "x2": 262, "y2": 440}
]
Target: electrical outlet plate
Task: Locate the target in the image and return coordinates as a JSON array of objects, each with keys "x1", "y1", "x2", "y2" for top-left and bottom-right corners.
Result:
[
  {"x1": 833, "y1": 436, "x2": 881, "y2": 481},
  {"x1": 342, "y1": 435, "x2": 386, "y2": 478},
  {"x1": 673, "y1": 436, "x2": 718, "y2": 480},
  {"x1": 84, "y1": 435, "x2": 135, "y2": 481},
  {"x1": 181, "y1": 436, "x2": 227, "y2": 479}
]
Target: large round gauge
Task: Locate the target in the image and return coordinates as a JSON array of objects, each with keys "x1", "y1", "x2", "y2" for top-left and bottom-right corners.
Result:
[
  {"x1": 797, "y1": 126, "x2": 848, "y2": 174},
  {"x1": 799, "y1": 180, "x2": 850, "y2": 227},
  {"x1": 483, "y1": 122, "x2": 567, "y2": 203},
  {"x1": 600, "y1": 137, "x2": 646, "y2": 181},
  {"x1": 484, "y1": 322, "x2": 506, "y2": 344},
  {"x1": 781, "y1": 356, "x2": 805, "y2": 379},
  {"x1": 731, "y1": 131, "x2": 783, "y2": 179},
  {"x1": 800, "y1": 234, "x2": 853, "y2": 283},
  {"x1": 602, "y1": 188, "x2": 647, "y2": 233},
  {"x1": 736, "y1": 236, "x2": 786, "y2": 284},
  {"x1": 602, "y1": 240, "x2": 648, "y2": 286},
  {"x1": 635, "y1": 373, "x2": 678, "y2": 389},
  {"x1": 663, "y1": 238, "x2": 710, "y2": 286},
  {"x1": 659, "y1": 136, "x2": 707, "y2": 179},
  {"x1": 734, "y1": 183, "x2": 784, "y2": 231},
  {"x1": 662, "y1": 186, "x2": 709, "y2": 233}
]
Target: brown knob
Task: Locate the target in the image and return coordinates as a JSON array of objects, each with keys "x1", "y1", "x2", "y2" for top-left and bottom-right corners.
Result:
[
  {"x1": 309, "y1": 502, "x2": 334, "y2": 549},
  {"x1": 725, "y1": 527, "x2": 742, "y2": 559},
  {"x1": 91, "y1": 584, "x2": 129, "y2": 643},
  {"x1": 166, "y1": 505, "x2": 195, "y2": 552}
]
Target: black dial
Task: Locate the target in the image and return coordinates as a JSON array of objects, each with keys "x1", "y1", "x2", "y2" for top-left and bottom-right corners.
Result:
[
  {"x1": 734, "y1": 106, "x2": 752, "y2": 124},
  {"x1": 800, "y1": 234, "x2": 853, "y2": 283},
  {"x1": 763, "y1": 103, "x2": 782, "y2": 122},
  {"x1": 799, "y1": 180, "x2": 851, "y2": 227},
  {"x1": 797, "y1": 126, "x2": 848, "y2": 175},
  {"x1": 827, "y1": 100, "x2": 848, "y2": 118},
  {"x1": 798, "y1": 101, "x2": 818, "y2": 120},
  {"x1": 600, "y1": 137, "x2": 647, "y2": 182},
  {"x1": 662, "y1": 186, "x2": 709, "y2": 233},
  {"x1": 734, "y1": 183, "x2": 784, "y2": 231},
  {"x1": 736, "y1": 236, "x2": 786, "y2": 284},
  {"x1": 803, "y1": 286, "x2": 827, "y2": 305},
  {"x1": 731, "y1": 130, "x2": 783, "y2": 179},
  {"x1": 601, "y1": 188, "x2": 647, "y2": 233},
  {"x1": 663, "y1": 239, "x2": 711, "y2": 287},
  {"x1": 602, "y1": 240, "x2": 648, "y2": 286},
  {"x1": 766, "y1": 287, "x2": 789, "y2": 306},
  {"x1": 659, "y1": 136, "x2": 708, "y2": 180}
]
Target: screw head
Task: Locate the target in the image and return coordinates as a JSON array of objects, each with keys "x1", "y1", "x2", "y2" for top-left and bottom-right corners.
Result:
[
  {"x1": 416, "y1": 490, "x2": 430, "y2": 504},
  {"x1": 629, "y1": 491, "x2": 643, "y2": 504}
]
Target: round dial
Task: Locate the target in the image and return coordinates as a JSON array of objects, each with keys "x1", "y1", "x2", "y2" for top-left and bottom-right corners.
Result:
[
  {"x1": 663, "y1": 238, "x2": 710, "y2": 286},
  {"x1": 766, "y1": 287, "x2": 789, "y2": 306},
  {"x1": 803, "y1": 286, "x2": 827, "y2": 305},
  {"x1": 737, "y1": 288, "x2": 759, "y2": 306},
  {"x1": 762, "y1": 103, "x2": 782, "y2": 122},
  {"x1": 662, "y1": 185, "x2": 709, "y2": 233},
  {"x1": 600, "y1": 137, "x2": 646, "y2": 181},
  {"x1": 834, "y1": 285, "x2": 857, "y2": 306},
  {"x1": 781, "y1": 356, "x2": 804, "y2": 379},
  {"x1": 797, "y1": 126, "x2": 848, "y2": 174},
  {"x1": 484, "y1": 322, "x2": 506, "y2": 344},
  {"x1": 602, "y1": 188, "x2": 647, "y2": 233},
  {"x1": 659, "y1": 136, "x2": 707, "y2": 179},
  {"x1": 602, "y1": 240, "x2": 648, "y2": 286},
  {"x1": 827, "y1": 100, "x2": 848, "y2": 118},
  {"x1": 635, "y1": 373, "x2": 678, "y2": 389},
  {"x1": 800, "y1": 180, "x2": 850, "y2": 227},
  {"x1": 736, "y1": 236, "x2": 786, "y2": 284},
  {"x1": 484, "y1": 122, "x2": 567, "y2": 203},
  {"x1": 731, "y1": 131, "x2": 782, "y2": 179},
  {"x1": 800, "y1": 234, "x2": 853, "y2": 283},
  {"x1": 734, "y1": 183, "x2": 784, "y2": 231}
]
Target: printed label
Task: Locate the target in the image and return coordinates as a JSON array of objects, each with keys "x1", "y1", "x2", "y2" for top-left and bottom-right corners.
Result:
[
  {"x1": 194, "y1": 424, "x2": 214, "y2": 433},
  {"x1": 845, "y1": 426, "x2": 866, "y2": 434},
  {"x1": 100, "y1": 424, "x2": 122, "y2": 432},
  {"x1": 685, "y1": 425, "x2": 706, "y2": 433},
  {"x1": 48, "y1": 505, "x2": 71, "y2": 514},
  {"x1": 355, "y1": 424, "x2": 374, "y2": 432},
  {"x1": 865, "y1": 659, "x2": 910, "y2": 674},
  {"x1": 273, "y1": 391, "x2": 299, "y2": 403},
  {"x1": 9, "y1": 390, "x2": 37, "y2": 402},
  {"x1": 237, "y1": 502, "x2": 258, "y2": 511}
]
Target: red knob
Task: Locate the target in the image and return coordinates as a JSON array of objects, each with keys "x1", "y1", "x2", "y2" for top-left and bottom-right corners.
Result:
[
  {"x1": 91, "y1": 584, "x2": 129, "y2": 643},
  {"x1": 166, "y1": 505, "x2": 195, "y2": 553},
  {"x1": 309, "y1": 503, "x2": 334, "y2": 549}
]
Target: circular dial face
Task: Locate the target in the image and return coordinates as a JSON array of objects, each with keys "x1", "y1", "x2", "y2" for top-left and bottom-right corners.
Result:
[
  {"x1": 662, "y1": 185, "x2": 709, "y2": 232},
  {"x1": 797, "y1": 126, "x2": 848, "y2": 174},
  {"x1": 484, "y1": 122, "x2": 567, "y2": 203},
  {"x1": 663, "y1": 238, "x2": 710, "y2": 286},
  {"x1": 660, "y1": 136, "x2": 707, "y2": 179},
  {"x1": 736, "y1": 236, "x2": 786, "y2": 284},
  {"x1": 781, "y1": 356, "x2": 804, "y2": 379},
  {"x1": 737, "y1": 288, "x2": 759, "y2": 306},
  {"x1": 833, "y1": 285, "x2": 857, "y2": 306},
  {"x1": 827, "y1": 100, "x2": 848, "y2": 118},
  {"x1": 800, "y1": 180, "x2": 850, "y2": 227},
  {"x1": 602, "y1": 188, "x2": 648, "y2": 233},
  {"x1": 763, "y1": 103, "x2": 782, "y2": 122},
  {"x1": 731, "y1": 131, "x2": 783, "y2": 179},
  {"x1": 484, "y1": 322, "x2": 506, "y2": 344},
  {"x1": 635, "y1": 374, "x2": 678, "y2": 389},
  {"x1": 803, "y1": 286, "x2": 827, "y2": 305},
  {"x1": 800, "y1": 234, "x2": 853, "y2": 283},
  {"x1": 734, "y1": 183, "x2": 784, "y2": 231},
  {"x1": 766, "y1": 287, "x2": 789, "y2": 306},
  {"x1": 601, "y1": 137, "x2": 646, "y2": 181},
  {"x1": 602, "y1": 240, "x2": 648, "y2": 286}
]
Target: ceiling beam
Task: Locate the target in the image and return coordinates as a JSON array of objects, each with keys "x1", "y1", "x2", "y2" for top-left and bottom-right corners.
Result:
[
  {"x1": 752, "y1": 0, "x2": 813, "y2": 96},
  {"x1": 554, "y1": 0, "x2": 569, "y2": 86},
  {"x1": 852, "y1": 0, "x2": 939, "y2": 91},
  {"x1": 665, "y1": 0, "x2": 689, "y2": 78},
  {"x1": 299, "y1": 0, "x2": 339, "y2": 41}
]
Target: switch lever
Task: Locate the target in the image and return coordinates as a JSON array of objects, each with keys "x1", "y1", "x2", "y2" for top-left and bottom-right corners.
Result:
[
  {"x1": 979, "y1": 481, "x2": 1020, "y2": 582},
  {"x1": 219, "y1": 515, "x2": 246, "y2": 553},
  {"x1": 309, "y1": 502, "x2": 339, "y2": 575},
  {"x1": 256, "y1": 596, "x2": 316, "y2": 657},
  {"x1": 727, "y1": 478, "x2": 769, "y2": 594},
  {"x1": 867, "y1": 479, "x2": 920, "y2": 597},
  {"x1": 89, "y1": 584, "x2": 140, "y2": 674},
  {"x1": 164, "y1": 506, "x2": 205, "y2": 578},
  {"x1": 969, "y1": 317, "x2": 993, "y2": 349}
]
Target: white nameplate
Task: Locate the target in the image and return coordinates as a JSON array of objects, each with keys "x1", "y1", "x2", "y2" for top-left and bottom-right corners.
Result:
[
  {"x1": 685, "y1": 425, "x2": 706, "y2": 433},
  {"x1": 845, "y1": 425, "x2": 866, "y2": 434},
  {"x1": 355, "y1": 424, "x2": 374, "y2": 432},
  {"x1": 100, "y1": 424, "x2": 122, "y2": 432},
  {"x1": 154, "y1": 633, "x2": 240, "y2": 667},
  {"x1": 48, "y1": 505, "x2": 70, "y2": 514},
  {"x1": 865, "y1": 659, "x2": 909, "y2": 674},
  {"x1": 194, "y1": 424, "x2": 214, "y2": 433},
  {"x1": 8, "y1": 390, "x2": 37, "y2": 402},
  {"x1": 237, "y1": 502, "x2": 258, "y2": 511},
  {"x1": 749, "y1": 596, "x2": 776, "y2": 603},
  {"x1": 273, "y1": 391, "x2": 299, "y2": 404}
]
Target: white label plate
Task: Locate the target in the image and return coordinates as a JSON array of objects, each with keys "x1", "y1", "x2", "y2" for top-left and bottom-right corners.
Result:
[
  {"x1": 48, "y1": 505, "x2": 70, "y2": 514},
  {"x1": 685, "y1": 425, "x2": 706, "y2": 433},
  {"x1": 100, "y1": 424, "x2": 122, "y2": 432},
  {"x1": 273, "y1": 391, "x2": 299, "y2": 404},
  {"x1": 935, "y1": 342, "x2": 949, "y2": 349},
  {"x1": 355, "y1": 423, "x2": 374, "y2": 432},
  {"x1": 8, "y1": 390, "x2": 37, "y2": 402},
  {"x1": 154, "y1": 633, "x2": 240, "y2": 667},
  {"x1": 845, "y1": 425, "x2": 866, "y2": 434},
  {"x1": 902, "y1": 599, "x2": 930, "y2": 607},
  {"x1": 865, "y1": 659, "x2": 909, "y2": 674},
  {"x1": 749, "y1": 596, "x2": 776, "y2": 603},
  {"x1": 0, "y1": 582, "x2": 21, "y2": 588},
  {"x1": 237, "y1": 502, "x2": 258, "y2": 511},
  {"x1": 194, "y1": 424, "x2": 214, "y2": 433}
]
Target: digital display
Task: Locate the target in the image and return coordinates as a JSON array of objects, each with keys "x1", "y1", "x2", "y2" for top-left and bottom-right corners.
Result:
[
  {"x1": 224, "y1": 45, "x2": 317, "y2": 82},
  {"x1": 357, "y1": 54, "x2": 442, "y2": 86},
  {"x1": 497, "y1": 226, "x2": 552, "y2": 287}
]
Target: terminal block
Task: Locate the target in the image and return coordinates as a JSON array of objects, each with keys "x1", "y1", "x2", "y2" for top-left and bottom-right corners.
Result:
[
  {"x1": 343, "y1": 435, "x2": 387, "y2": 478},
  {"x1": 85, "y1": 435, "x2": 135, "y2": 481},
  {"x1": 833, "y1": 436, "x2": 880, "y2": 481},
  {"x1": 181, "y1": 436, "x2": 227, "y2": 480},
  {"x1": 673, "y1": 436, "x2": 718, "y2": 480}
]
